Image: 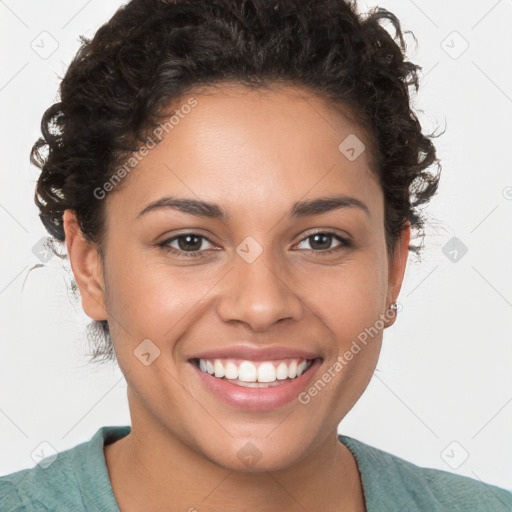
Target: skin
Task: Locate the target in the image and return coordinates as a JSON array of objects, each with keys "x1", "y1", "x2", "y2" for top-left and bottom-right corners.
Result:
[{"x1": 63, "y1": 82, "x2": 410, "y2": 512}]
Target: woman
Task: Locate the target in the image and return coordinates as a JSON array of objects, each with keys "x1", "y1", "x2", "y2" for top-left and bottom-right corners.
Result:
[{"x1": 1, "y1": 0, "x2": 511, "y2": 510}]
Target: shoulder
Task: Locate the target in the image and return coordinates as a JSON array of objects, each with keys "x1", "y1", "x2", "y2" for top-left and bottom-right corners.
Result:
[
  {"x1": 0, "y1": 425, "x2": 130, "y2": 512},
  {"x1": 0, "y1": 438, "x2": 89, "y2": 511},
  {"x1": 338, "y1": 434, "x2": 512, "y2": 512}
]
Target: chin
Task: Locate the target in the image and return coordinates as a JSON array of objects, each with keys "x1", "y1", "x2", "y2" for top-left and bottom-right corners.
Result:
[{"x1": 195, "y1": 432, "x2": 315, "y2": 474}]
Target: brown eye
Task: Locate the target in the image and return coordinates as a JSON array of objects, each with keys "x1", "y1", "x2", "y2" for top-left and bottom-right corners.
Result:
[
  {"x1": 296, "y1": 232, "x2": 351, "y2": 253},
  {"x1": 174, "y1": 234, "x2": 204, "y2": 251},
  {"x1": 158, "y1": 233, "x2": 215, "y2": 257}
]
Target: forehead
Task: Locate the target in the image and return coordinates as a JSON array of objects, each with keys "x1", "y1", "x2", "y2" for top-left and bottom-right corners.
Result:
[{"x1": 107, "y1": 82, "x2": 382, "y2": 221}]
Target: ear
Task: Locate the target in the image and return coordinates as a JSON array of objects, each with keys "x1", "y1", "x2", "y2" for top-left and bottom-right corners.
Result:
[
  {"x1": 62, "y1": 209, "x2": 107, "y2": 321},
  {"x1": 384, "y1": 221, "x2": 411, "y2": 328}
]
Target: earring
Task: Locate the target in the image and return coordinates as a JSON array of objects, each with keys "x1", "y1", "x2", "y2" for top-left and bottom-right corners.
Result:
[{"x1": 390, "y1": 302, "x2": 398, "y2": 312}]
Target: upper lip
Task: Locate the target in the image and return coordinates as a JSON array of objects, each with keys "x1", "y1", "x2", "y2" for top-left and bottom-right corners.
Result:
[{"x1": 188, "y1": 345, "x2": 321, "y2": 362}]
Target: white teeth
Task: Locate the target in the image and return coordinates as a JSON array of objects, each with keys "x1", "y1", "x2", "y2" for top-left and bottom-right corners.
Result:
[
  {"x1": 288, "y1": 360, "x2": 297, "y2": 379},
  {"x1": 238, "y1": 361, "x2": 258, "y2": 382},
  {"x1": 257, "y1": 362, "x2": 277, "y2": 383},
  {"x1": 224, "y1": 361, "x2": 238, "y2": 380},
  {"x1": 276, "y1": 362, "x2": 288, "y2": 380},
  {"x1": 213, "y1": 359, "x2": 225, "y2": 378},
  {"x1": 297, "y1": 361, "x2": 307, "y2": 377},
  {"x1": 197, "y1": 357, "x2": 315, "y2": 383}
]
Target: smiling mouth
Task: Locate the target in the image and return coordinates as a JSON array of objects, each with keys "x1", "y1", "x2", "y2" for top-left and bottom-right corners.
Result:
[{"x1": 191, "y1": 357, "x2": 319, "y2": 388}]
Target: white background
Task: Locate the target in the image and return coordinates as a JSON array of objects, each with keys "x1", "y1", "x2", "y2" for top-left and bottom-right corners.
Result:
[{"x1": 0, "y1": 0, "x2": 511, "y2": 492}]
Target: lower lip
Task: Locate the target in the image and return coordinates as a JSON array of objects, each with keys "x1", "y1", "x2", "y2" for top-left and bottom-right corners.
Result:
[{"x1": 191, "y1": 359, "x2": 322, "y2": 411}]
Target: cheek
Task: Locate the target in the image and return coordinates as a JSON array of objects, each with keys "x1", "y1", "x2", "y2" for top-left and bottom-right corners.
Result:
[
  {"x1": 296, "y1": 257, "x2": 387, "y2": 418},
  {"x1": 106, "y1": 266, "x2": 195, "y2": 337},
  {"x1": 306, "y1": 253, "x2": 388, "y2": 340},
  {"x1": 103, "y1": 241, "x2": 223, "y2": 353}
]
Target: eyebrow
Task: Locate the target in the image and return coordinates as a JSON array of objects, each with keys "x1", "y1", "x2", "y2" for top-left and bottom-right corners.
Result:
[{"x1": 135, "y1": 195, "x2": 370, "y2": 220}]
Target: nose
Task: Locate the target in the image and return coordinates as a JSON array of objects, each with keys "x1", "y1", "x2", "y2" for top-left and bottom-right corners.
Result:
[{"x1": 216, "y1": 249, "x2": 304, "y2": 332}]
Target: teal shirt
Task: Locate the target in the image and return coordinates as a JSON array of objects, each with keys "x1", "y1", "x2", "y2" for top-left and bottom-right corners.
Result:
[{"x1": 1, "y1": 425, "x2": 511, "y2": 511}]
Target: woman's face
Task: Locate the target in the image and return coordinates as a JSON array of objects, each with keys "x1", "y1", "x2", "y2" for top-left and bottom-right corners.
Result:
[{"x1": 66, "y1": 83, "x2": 409, "y2": 471}]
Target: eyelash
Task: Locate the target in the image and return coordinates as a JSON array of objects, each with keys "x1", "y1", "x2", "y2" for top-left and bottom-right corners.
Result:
[{"x1": 157, "y1": 231, "x2": 352, "y2": 258}]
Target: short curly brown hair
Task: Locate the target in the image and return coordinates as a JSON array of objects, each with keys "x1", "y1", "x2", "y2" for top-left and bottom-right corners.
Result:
[{"x1": 31, "y1": 0, "x2": 442, "y2": 364}]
